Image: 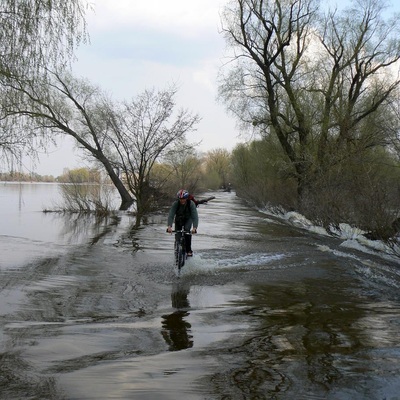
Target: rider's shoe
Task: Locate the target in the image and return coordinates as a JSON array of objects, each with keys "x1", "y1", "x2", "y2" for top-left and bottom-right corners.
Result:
[{"x1": 187, "y1": 251, "x2": 193, "y2": 257}]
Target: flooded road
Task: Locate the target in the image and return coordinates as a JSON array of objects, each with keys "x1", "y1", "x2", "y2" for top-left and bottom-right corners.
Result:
[{"x1": 1, "y1": 186, "x2": 400, "y2": 399}]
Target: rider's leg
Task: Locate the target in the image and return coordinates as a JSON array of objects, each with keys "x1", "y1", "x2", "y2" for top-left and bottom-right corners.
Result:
[{"x1": 184, "y1": 219, "x2": 193, "y2": 254}]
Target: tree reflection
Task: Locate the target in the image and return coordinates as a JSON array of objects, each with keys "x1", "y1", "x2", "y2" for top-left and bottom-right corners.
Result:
[
  {"x1": 208, "y1": 277, "x2": 396, "y2": 399},
  {"x1": 161, "y1": 283, "x2": 193, "y2": 351},
  {"x1": 54, "y1": 212, "x2": 121, "y2": 245}
]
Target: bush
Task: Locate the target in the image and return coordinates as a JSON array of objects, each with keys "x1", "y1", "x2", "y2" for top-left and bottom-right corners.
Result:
[
  {"x1": 53, "y1": 183, "x2": 115, "y2": 215},
  {"x1": 232, "y1": 139, "x2": 400, "y2": 240}
]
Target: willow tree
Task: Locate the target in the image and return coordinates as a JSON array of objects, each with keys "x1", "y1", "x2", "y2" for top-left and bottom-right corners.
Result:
[
  {"x1": 0, "y1": 0, "x2": 88, "y2": 80},
  {"x1": 219, "y1": 0, "x2": 400, "y2": 207},
  {"x1": 0, "y1": 0, "x2": 88, "y2": 164}
]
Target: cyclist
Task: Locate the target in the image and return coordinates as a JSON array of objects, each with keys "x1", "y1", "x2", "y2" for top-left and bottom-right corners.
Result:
[{"x1": 167, "y1": 189, "x2": 198, "y2": 256}]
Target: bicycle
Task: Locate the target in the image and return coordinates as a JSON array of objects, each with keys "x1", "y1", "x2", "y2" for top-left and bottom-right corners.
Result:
[
  {"x1": 170, "y1": 226, "x2": 192, "y2": 273},
  {"x1": 167, "y1": 195, "x2": 214, "y2": 273}
]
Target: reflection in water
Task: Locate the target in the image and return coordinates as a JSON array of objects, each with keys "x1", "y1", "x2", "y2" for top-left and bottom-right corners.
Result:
[
  {"x1": 209, "y1": 277, "x2": 400, "y2": 399},
  {"x1": 3, "y1": 187, "x2": 400, "y2": 399},
  {"x1": 58, "y1": 213, "x2": 121, "y2": 245},
  {"x1": 161, "y1": 283, "x2": 193, "y2": 351}
]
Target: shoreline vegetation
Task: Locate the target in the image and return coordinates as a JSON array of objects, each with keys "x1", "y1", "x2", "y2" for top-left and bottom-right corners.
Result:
[
  {"x1": 0, "y1": 168, "x2": 102, "y2": 184},
  {"x1": 0, "y1": 171, "x2": 58, "y2": 183},
  {"x1": 2, "y1": 166, "x2": 399, "y2": 257}
]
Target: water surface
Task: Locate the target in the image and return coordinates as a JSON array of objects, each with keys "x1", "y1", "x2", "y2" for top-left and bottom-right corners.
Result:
[{"x1": 1, "y1": 183, "x2": 400, "y2": 399}]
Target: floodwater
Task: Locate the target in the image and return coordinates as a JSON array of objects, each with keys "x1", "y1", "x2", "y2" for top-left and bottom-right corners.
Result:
[{"x1": 1, "y1": 182, "x2": 400, "y2": 399}]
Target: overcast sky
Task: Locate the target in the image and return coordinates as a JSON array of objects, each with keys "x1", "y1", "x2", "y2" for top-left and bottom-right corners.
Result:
[
  {"x1": 31, "y1": 0, "x2": 400, "y2": 176},
  {"x1": 33, "y1": 0, "x2": 242, "y2": 176}
]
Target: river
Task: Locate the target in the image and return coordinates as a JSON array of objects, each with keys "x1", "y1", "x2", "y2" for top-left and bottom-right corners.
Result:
[{"x1": 1, "y1": 182, "x2": 400, "y2": 399}]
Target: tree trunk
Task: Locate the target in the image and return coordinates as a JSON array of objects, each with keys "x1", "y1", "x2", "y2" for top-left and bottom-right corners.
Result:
[
  {"x1": 97, "y1": 154, "x2": 134, "y2": 210},
  {"x1": 133, "y1": 180, "x2": 156, "y2": 227}
]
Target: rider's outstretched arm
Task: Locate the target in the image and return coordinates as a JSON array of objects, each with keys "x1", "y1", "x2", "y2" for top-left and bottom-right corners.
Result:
[{"x1": 189, "y1": 201, "x2": 198, "y2": 234}]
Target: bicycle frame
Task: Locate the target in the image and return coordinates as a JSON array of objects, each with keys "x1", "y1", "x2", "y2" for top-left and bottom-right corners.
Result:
[{"x1": 172, "y1": 227, "x2": 191, "y2": 272}]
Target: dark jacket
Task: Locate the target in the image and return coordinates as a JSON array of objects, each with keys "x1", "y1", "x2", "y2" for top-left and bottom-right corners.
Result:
[{"x1": 168, "y1": 199, "x2": 199, "y2": 229}]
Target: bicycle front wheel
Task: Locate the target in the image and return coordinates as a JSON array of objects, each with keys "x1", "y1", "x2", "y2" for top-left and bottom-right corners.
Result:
[
  {"x1": 176, "y1": 241, "x2": 185, "y2": 271},
  {"x1": 174, "y1": 240, "x2": 179, "y2": 265}
]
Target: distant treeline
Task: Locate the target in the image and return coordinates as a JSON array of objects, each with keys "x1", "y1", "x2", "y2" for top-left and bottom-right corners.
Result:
[
  {"x1": 0, "y1": 171, "x2": 56, "y2": 182},
  {"x1": 0, "y1": 168, "x2": 102, "y2": 184}
]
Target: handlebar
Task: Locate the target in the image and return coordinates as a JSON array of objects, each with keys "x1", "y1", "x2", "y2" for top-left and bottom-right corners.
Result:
[{"x1": 166, "y1": 228, "x2": 195, "y2": 234}]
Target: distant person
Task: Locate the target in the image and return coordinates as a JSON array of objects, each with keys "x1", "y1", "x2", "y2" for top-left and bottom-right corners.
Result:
[{"x1": 167, "y1": 189, "x2": 198, "y2": 256}]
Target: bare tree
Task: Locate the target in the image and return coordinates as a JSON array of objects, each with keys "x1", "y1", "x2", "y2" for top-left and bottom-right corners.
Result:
[
  {"x1": 1, "y1": 70, "x2": 134, "y2": 209},
  {"x1": 219, "y1": 0, "x2": 400, "y2": 206},
  {"x1": 315, "y1": 0, "x2": 400, "y2": 164},
  {"x1": 106, "y1": 87, "x2": 201, "y2": 226},
  {"x1": 1, "y1": 71, "x2": 201, "y2": 219}
]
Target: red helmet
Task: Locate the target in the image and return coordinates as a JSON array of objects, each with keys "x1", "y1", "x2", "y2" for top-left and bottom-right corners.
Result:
[{"x1": 177, "y1": 189, "x2": 189, "y2": 199}]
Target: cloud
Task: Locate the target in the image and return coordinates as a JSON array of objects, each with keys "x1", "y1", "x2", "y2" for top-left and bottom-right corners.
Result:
[
  {"x1": 90, "y1": 0, "x2": 225, "y2": 36},
  {"x1": 83, "y1": 0, "x2": 228, "y2": 67},
  {"x1": 75, "y1": 1, "x2": 230, "y2": 101},
  {"x1": 84, "y1": 27, "x2": 223, "y2": 68},
  {"x1": 34, "y1": 0, "x2": 243, "y2": 175}
]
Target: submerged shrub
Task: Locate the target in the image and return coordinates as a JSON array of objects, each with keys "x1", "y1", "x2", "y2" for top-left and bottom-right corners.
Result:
[{"x1": 56, "y1": 183, "x2": 116, "y2": 215}]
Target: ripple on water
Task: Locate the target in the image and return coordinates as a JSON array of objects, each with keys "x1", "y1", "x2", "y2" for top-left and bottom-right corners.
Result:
[{"x1": 173, "y1": 251, "x2": 287, "y2": 278}]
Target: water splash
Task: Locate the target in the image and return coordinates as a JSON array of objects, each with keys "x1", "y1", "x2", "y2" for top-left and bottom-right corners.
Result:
[{"x1": 176, "y1": 252, "x2": 286, "y2": 277}]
